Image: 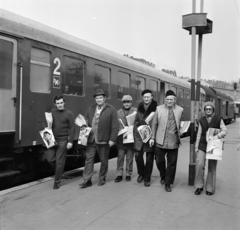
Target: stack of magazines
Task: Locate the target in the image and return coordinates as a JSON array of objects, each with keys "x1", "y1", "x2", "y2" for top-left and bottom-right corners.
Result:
[{"x1": 39, "y1": 112, "x2": 56, "y2": 148}]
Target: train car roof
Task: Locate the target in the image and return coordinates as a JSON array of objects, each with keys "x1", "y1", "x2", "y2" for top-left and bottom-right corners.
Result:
[
  {"x1": 211, "y1": 87, "x2": 233, "y2": 101},
  {"x1": 200, "y1": 85, "x2": 216, "y2": 98},
  {"x1": 0, "y1": 9, "x2": 195, "y2": 90}
]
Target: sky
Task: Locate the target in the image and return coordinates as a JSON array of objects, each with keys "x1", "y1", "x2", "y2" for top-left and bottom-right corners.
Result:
[{"x1": 1, "y1": 0, "x2": 240, "y2": 82}]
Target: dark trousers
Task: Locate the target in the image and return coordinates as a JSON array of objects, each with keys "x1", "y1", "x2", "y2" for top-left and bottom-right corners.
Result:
[
  {"x1": 135, "y1": 147, "x2": 154, "y2": 182},
  {"x1": 155, "y1": 147, "x2": 178, "y2": 185},
  {"x1": 46, "y1": 141, "x2": 68, "y2": 183},
  {"x1": 83, "y1": 142, "x2": 110, "y2": 181}
]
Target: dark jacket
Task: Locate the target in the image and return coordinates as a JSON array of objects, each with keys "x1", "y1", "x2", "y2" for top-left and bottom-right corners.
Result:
[
  {"x1": 198, "y1": 115, "x2": 221, "y2": 152},
  {"x1": 116, "y1": 107, "x2": 137, "y2": 149},
  {"x1": 134, "y1": 100, "x2": 158, "y2": 152},
  {"x1": 85, "y1": 103, "x2": 119, "y2": 143}
]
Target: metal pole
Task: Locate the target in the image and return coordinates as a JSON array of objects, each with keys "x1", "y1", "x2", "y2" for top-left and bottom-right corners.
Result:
[{"x1": 189, "y1": 0, "x2": 196, "y2": 186}]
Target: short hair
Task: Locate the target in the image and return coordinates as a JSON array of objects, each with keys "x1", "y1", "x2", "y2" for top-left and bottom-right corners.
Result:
[
  {"x1": 43, "y1": 131, "x2": 51, "y2": 136},
  {"x1": 142, "y1": 89, "x2": 152, "y2": 96},
  {"x1": 54, "y1": 95, "x2": 65, "y2": 103}
]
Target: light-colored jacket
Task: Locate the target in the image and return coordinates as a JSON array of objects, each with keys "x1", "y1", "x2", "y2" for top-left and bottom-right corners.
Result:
[{"x1": 151, "y1": 104, "x2": 183, "y2": 146}]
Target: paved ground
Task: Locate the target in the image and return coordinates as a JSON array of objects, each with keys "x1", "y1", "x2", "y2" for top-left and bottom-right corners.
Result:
[{"x1": 0, "y1": 120, "x2": 240, "y2": 230}]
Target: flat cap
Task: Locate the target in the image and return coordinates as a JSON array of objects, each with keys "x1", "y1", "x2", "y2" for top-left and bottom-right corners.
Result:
[
  {"x1": 121, "y1": 95, "x2": 133, "y2": 102},
  {"x1": 165, "y1": 90, "x2": 176, "y2": 97},
  {"x1": 142, "y1": 89, "x2": 152, "y2": 96}
]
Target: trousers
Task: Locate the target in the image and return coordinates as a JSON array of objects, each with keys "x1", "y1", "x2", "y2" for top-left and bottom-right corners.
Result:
[
  {"x1": 135, "y1": 147, "x2": 154, "y2": 182},
  {"x1": 116, "y1": 148, "x2": 134, "y2": 176},
  {"x1": 46, "y1": 141, "x2": 68, "y2": 183},
  {"x1": 155, "y1": 147, "x2": 178, "y2": 185},
  {"x1": 83, "y1": 142, "x2": 110, "y2": 181},
  {"x1": 194, "y1": 150, "x2": 217, "y2": 193}
]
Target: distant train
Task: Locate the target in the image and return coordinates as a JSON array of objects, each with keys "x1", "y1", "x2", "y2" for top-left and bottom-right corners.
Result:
[{"x1": 0, "y1": 9, "x2": 234, "y2": 189}]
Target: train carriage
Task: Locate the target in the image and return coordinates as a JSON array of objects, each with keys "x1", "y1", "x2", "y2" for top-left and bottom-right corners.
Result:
[{"x1": 0, "y1": 9, "x2": 232, "y2": 189}]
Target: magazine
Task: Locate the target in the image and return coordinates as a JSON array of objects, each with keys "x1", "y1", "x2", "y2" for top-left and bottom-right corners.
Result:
[
  {"x1": 123, "y1": 126, "x2": 134, "y2": 144},
  {"x1": 180, "y1": 121, "x2": 190, "y2": 134},
  {"x1": 118, "y1": 119, "x2": 128, "y2": 136},
  {"x1": 39, "y1": 127, "x2": 56, "y2": 148},
  {"x1": 206, "y1": 139, "x2": 223, "y2": 160},
  {"x1": 145, "y1": 112, "x2": 155, "y2": 124},
  {"x1": 126, "y1": 111, "x2": 137, "y2": 126},
  {"x1": 45, "y1": 112, "x2": 53, "y2": 129},
  {"x1": 206, "y1": 128, "x2": 220, "y2": 142},
  {"x1": 78, "y1": 126, "x2": 92, "y2": 146},
  {"x1": 137, "y1": 125, "x2": 152, "y2": 143},
  {"x1": 75, "y1": 114, "x2": 87, "y2": 127}
]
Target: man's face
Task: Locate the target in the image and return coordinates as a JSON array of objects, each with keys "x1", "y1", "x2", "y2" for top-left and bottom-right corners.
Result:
[
  {"x1": 142, "y1": 93, "x2": 153, "y2": 105},
  {"x1": 44, "y1": 133, "x2": 52, "y2": 141},
  {"x1": 122, "y1": 100, "x2": 132, "y2": 109},
  {"x1": 205, "y1": 106, "x2": 213, "y2": 116},
  {"x1": 95, "y1": 95, "x2": 105, "y2": 106},
  {"x1": 165, "y1": 96, "x2": 176, "y2": 107},
  {"x1": 55, "y1": 98, "x2": 65, "y2": 110}
]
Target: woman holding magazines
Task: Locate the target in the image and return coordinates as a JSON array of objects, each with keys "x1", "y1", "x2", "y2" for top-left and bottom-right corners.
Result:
[{"x1": 194, "y1": 101, "x2": 227, "y2": 195}]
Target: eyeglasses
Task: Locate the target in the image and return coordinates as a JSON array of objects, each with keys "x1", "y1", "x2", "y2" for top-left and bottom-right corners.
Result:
[
  {"x1": 123, "y1": 101, "x2": 132, "y2": 104},
  {"x1": 205, "y1": 108, "x2": 213, "y2": 111}
]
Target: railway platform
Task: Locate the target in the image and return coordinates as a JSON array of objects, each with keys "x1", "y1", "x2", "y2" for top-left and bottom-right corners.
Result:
[{"x1": 0, "y1": 120, "x2": 240, "y2": 230}]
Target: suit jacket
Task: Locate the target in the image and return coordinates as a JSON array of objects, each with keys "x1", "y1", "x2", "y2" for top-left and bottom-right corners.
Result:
[{"x1": 151, "y1": 104, "x2": 183, "y2": 146}]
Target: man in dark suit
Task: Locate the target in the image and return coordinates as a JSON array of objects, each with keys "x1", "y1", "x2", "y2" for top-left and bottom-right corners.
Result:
[{"x1": 134, "y1": 89, "x2": 157, "y2": 187}]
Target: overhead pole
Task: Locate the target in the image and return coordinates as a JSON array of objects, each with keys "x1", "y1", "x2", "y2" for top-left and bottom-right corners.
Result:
[
  {"x1": 188, "y1": 0, "x2": 197, "y2": 186},
  {"x1": 196, "y1": 0, "x2": 204, "y2": 120}
]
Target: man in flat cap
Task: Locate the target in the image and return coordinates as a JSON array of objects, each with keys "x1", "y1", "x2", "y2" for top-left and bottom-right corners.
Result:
[
  {"x1": 134, "y1": 89, "x2": 158, "y2": 187},
  {"x1": 80, "y1": 89, "x2": 119, "y2": 188},
  {"x1": 150, "y1": 90, "x2": 183, "y2": 192},
  {"x1": 115, "y1": 95, "x2": 137, "y2": 183}
]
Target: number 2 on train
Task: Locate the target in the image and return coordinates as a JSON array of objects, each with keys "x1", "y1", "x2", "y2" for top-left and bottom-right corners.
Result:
[{"x1": 53, "y1": 58, "x2": 61, "y2": 75}]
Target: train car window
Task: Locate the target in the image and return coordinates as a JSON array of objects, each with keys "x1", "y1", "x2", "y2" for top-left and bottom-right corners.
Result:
[
  {"x1": 30, "y1": 48, "x2": 51, "y2": 93},
  {"x1": 118, "y1": 71, "x2": 130, "y2": 100},
  {"x1": 0, "y1": 39, "x2": 13, "y2": 89},
  {"x1": 150, "y1": 80, "x2": 158, "y2": 101},
  {"x1": 165, "y1": 83, "x2": 170, "y2": 94},
  {"x1": 185, "y1": 90, "x2": 190, "y2": 107},
  {"x1": 136, "y1": 76, "x2": 146, "y2": 101},
  {"x1": 62, "y1": 57, "x2": 84, "y2": 96},
  {"x1": 94, "y1": 65, "x2": 111, "y2": 98},
  {"x1": 178, "y1": 88, "x2": 184, "y2": 106}
]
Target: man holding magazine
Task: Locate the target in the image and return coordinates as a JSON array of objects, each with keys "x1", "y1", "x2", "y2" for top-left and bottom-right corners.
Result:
[
  {"x1": 134, "y1": 89, "x2": 157, "y2": 187},
  {"x1": 80, "y1": 89, "x2": 119, "y2": 188},
  {"x1": 150, "y1": 90, "x2": 183, "y2": 192},
  {"x1": 46, "y1": 95, "x2": 75, "y2": 189},
  {"x1": 115, "y1": 95, "x2": 137, "y2": 183}
]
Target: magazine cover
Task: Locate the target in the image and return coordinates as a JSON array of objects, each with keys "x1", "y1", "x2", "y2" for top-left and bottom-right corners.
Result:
[
  {"x1": 78, "y1": 125, "x2": 92, "y2": 146},
  {"x1": 137, "y1": 125, "x2": 152, "y2": 143},
  {"x1": 206, "y1": 128, "x2": 220, "y2": 142},
  {"x1": 180, "y1": 121, "x2": 190, "y2": 134},
  {"x1": 206, "y1": 139, "x2": 223, "y2": 160},
  {"x1": 118, "y1": 119, "x2": 128, "y2": 136},
  {"x1": 39, "y1": 128, "x2": 56, "y2": 148},
  {"x1": 45, "y1": 112, "x2": 53, "y2": 129},
  {"x1": 123, "y1": 126, "x2": 134, "y2": 144}
]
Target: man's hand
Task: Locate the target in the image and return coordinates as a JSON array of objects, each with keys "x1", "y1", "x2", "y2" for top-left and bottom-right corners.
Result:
[
  {"x1": 149, "y1": 139, "x2": 154, "y2": 147},
  {"x1": 109, "y1": 140, "x2": 115, "y2": 147},
  {"x1": 67, "y1": 142, "x2": 73, "y2": 150}
]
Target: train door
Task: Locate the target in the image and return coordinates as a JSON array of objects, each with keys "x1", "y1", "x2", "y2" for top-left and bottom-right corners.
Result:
[
  {"x1": 149, "y1": 79, "x2": 159, "y2": 103},
  {"x1": 0, "y1": 36, "x2": 17, "y2": 133}
]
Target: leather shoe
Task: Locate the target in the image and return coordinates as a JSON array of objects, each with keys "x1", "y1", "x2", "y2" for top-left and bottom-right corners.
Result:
[
  {"x1": 165, "y1": 184, "x2": 172, "y2": 192},
  {"x1": 125, "y1": 176, "x2": 131, "y2": 182},
  {"x1": 115, "y1": 176, "x2": 123, "y2": 183},
  {"x1": 206, "y1": 191, "x2": 213, "y2": 195},
  {"x1": 195, "y1": 188, "x2": 203, "y2": 195},
  {"x1": 98, "y1": 179, "x2": 106, "y2": 186},
  {"x1": 53, "y1": 182, "x2": 60, "y2": 189},
  {"x1": 160, "y1": 177, "x2": 165, "y2": 185},
  {"x1": 80, "y1": 180, "x2": 92, "y2": 188},
  {"x1": 144, "y1": 181, "x2": 150, "y2": 187},
  {"x1": 137, "y1": 175, "x2": 144, "y2": 183}
]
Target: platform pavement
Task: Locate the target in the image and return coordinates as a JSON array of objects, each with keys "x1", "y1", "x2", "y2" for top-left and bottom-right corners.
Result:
[{"x1": 0, "y1": 120, "x2": 240, "y2": 230}]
